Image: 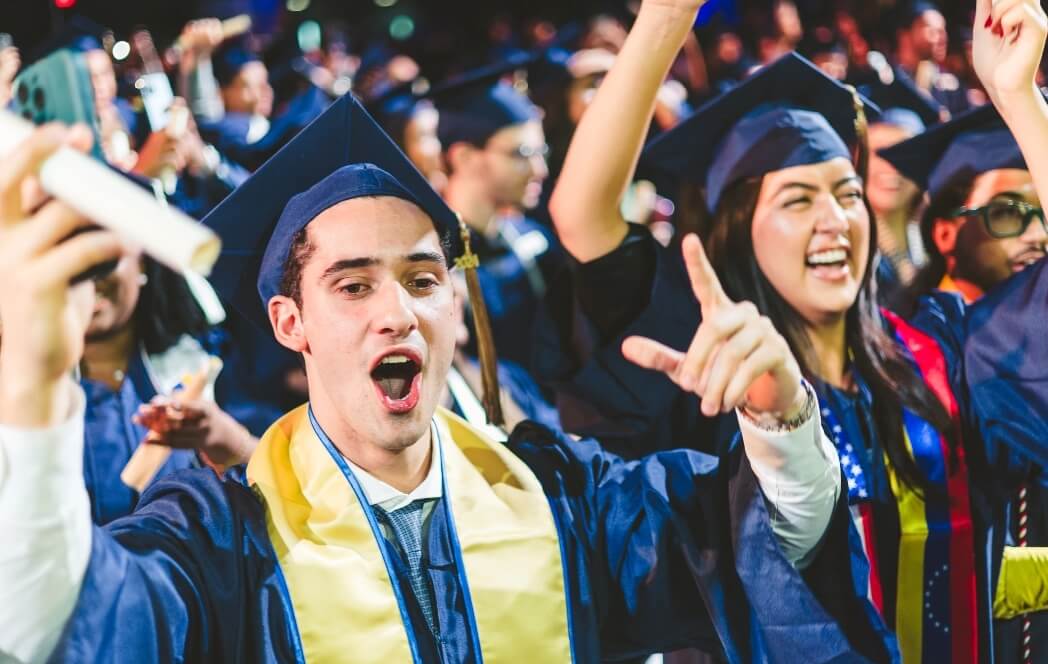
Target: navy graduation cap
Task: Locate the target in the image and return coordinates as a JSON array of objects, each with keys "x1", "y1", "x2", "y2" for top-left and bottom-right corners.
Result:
[
  {"x1": 428, "y1": 52, "x2": 540, "y2": 147},
  {"x1": 365, "y1": 78, "x2": 432, "y2": 146},
  {"x1": 213, "y1": 40, "x2": 260, "y2": 88},
  {"x1": 23, "y1": 15, "x2": 110, "y2": 68},
  {"x1": 203, "y1": 92, "x2": 460, "y2": 328},
  {"x1": 641, "y1": 52, "x2": 878, "y2": 212},
  {"x1": 860, "y1": 69, "x2": 946, "y2": 134},
  {"x1": 202, "y1": 92, "x2": 505, "y2": 424},
  {"x1": 877, "y1": 102, "x2": 1026, "y2": 201}
]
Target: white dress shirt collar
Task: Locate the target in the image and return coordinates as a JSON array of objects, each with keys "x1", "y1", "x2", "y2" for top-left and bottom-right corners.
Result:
[{"x1": 341, "y1": 423, "x2": 444, "y2": 513}]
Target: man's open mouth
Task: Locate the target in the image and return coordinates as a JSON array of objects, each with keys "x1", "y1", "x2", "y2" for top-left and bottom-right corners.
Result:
[{"x1": 370, "y1": 351, "x2": 423, "y2": 413}]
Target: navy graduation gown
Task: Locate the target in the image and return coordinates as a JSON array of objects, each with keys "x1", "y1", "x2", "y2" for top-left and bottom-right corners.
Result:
[
  {"x1": 960, "y1": 257, "x2": 1048, "y2": 662},
  {"x1": 80, "y1": 350, "x2": 196, "y2": 525},
  {"x1": 964, "y1": 257, "x2": 1048, "y2": 469},
  {"x1": 533, "y1": 226, "x2": 1048, "y2": 663},
  {"x1": 447, "y1": 356, "x2": 561, "y2": 432},
  {"x1": 49, "y1": 420, "x2": 895, "y2": 663},
  {"x1": 532, "y1": 225, "x2": 717, "y2": 459},
  {"x1": 470, "y1": 215, "x2": 564, "y2": 369},
  {"x1": 197, "y1": 86, "x2": 332, "y2": 172},
  {"x1": 212, "y1": 312, "x2": 306, "y2": 437}
]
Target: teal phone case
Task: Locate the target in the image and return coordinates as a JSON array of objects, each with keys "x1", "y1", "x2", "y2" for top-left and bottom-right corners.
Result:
[{"x1": 12, "y1": 48, "x2": 105, "y2": 161}]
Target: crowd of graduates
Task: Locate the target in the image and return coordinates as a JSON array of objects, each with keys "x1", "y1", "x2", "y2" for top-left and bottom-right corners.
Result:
[{"x1": 1, "y1": 0, "x2": 1048, "y2": 662}]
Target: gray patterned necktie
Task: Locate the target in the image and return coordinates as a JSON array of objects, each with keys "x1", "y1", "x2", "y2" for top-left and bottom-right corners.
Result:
[{"x1": 377, "y1": 501, "x2": 437, "y2": 634}]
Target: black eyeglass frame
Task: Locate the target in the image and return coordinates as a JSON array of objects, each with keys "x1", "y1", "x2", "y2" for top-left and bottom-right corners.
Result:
[{"x1": 950, "y1": 199, "x2": 1048, "y2": 239}]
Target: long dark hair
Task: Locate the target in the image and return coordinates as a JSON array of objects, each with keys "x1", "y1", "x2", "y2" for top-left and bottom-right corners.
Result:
[
  {"x1": 134, "y1": 257, "x2": 211, "y2": 356},
  {"x1": 703, "y1": 177, "x2": 953, "y2": 493}
]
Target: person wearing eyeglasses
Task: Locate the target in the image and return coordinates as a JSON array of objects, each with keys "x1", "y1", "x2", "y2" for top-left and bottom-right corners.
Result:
[
  {"x1": 430, "y1": 58, "x2": 563, "y2": 369},
  {"x1": 878, "y1": 66, "x2": 1048, "y2": 664},
  {"x1": 881, "y1": 102, "x2": 1048, "y2": 306}
]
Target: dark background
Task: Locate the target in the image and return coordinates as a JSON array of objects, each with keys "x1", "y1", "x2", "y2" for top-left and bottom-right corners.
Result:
[{"x1": 1, "y1": 0, "x2": 976, "y2": 74}]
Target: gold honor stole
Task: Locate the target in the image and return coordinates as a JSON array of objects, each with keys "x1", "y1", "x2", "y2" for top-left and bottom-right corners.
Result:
[{"x1": 247, "y1": 404, "x2": 573, "y2": 663}]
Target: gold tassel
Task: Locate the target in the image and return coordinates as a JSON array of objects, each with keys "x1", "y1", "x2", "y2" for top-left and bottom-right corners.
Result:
[
  {"x1": 453, "y1": 219, "x2": 505, "y2": 427},
  {"x1": 845, "y1": 83, "x2": 870, "y2": 183}
]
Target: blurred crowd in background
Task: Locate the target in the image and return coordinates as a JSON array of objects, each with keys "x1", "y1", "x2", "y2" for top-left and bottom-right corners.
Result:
[{"x1": 0, "y1": 0, "x2": 1029, "y2": 446}]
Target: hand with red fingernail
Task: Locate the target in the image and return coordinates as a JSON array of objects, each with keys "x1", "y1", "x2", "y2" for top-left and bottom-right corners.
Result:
[{"x1": 973, "y1": 0, "x2": 1048, "y2": 103}]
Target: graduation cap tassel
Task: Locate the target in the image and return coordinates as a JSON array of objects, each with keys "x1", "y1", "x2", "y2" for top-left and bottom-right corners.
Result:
[
  {"x1": 454, "y1": 221, "x2": 505, "y2": 427},
  {"x1": 846, "y1": 83, "x2": 870, "y2": 183}
]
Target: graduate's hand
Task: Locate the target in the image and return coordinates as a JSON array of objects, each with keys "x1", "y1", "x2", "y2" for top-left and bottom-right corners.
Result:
[
  {"x1": 133, "y1": 129, "x2": 186, "y2": 179},
  {"x1": 622, "y1": 234, "x2": 803, "y2": 419},
  {"x1": 135, "y1": 397, "x2": 258, "y2": 467},
  {"x1": 642, "y1": 0, "x2": 708, "y2": 13},
  {"x1": 178, "y1": 18, "x2": 224, "y2": 58},
  {"x1": 973, "y1": 0, "x2": 1048, "y2": 101},
  {"x1": 0, "y1": 125, "x2": 126, "y2": 428}
]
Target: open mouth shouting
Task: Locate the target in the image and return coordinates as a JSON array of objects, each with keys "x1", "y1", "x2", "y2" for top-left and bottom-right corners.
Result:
[{"x1": 370, "y1": 348, "x2": 423, "y2": 414}]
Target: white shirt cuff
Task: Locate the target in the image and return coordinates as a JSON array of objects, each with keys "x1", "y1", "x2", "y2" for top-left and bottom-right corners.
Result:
[{"x1": 736, "y1": 386, "x2": 842, "y2": 568}]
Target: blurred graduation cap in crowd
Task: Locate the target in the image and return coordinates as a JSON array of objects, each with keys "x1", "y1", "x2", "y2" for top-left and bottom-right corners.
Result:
[
  {"x1": 861, "y1": 68, "x2": 946, "y2": 134},
  {"x1": 903, "y1": 0, "x2": 943, "y2": 24},
  {"x1": 212, "y1": 39, "x2": 260, "y2": 88},
  {"x1": 427, "y1": 52, "x2": 540, "y2": 148},
  {"x1": 365, "y1": 78, "x2": 433, "y2": 148},
  {"x1": 22, "y1": 14, "x2": 112, "y2": 68},
  {"x1": 641, "y1": 52, "x2": 878, "y2": 212},
  {"x1": 203, "y1": 92, "x2": 505, "y2": 424},
  {"x1": 877, "y1": 102, "x2": 1027, "y2": 201},
  {"x1": 798, "y1": 25, "x2": 845, "y2": 60}
]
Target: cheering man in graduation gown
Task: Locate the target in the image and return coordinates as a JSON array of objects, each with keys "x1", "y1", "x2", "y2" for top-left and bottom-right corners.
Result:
[{"x1": 0, "y1": 54, "x2": 892, "y2": 664}]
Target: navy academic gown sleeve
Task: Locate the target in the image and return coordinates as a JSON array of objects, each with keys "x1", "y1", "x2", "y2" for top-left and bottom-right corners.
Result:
[
  {"x1": 509, "y1": 422, "x2": 898, "y2": 663},
  {"x1": 50, "y1": 467, "x2": 299, "y2": 664},
  {"x1": 961, "y1": 257, "x2": 1048, "y2": 469},
  {"x1": 497, "y1": 358, "x2": 561, "y2": 430},
  {"x1": 959, "y1": 259, "x2": 1048, "y2": 664},
  {"x1": 532, "y1": 226, "x2": 731, "y2": 460}
]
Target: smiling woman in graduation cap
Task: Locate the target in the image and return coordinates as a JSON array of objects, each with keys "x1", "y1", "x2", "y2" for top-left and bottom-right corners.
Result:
[
  {"x1": 0, "y1": 29, "x2": 900, "y2": 664},
  {"x1": 546, "y1": 1, "x2": 1048, "y2": 662}
]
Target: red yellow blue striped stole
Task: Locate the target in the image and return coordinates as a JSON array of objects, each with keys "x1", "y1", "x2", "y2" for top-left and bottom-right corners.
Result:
[{"x1": 879, "y1": 310, "x2": 979, "y2": 663}]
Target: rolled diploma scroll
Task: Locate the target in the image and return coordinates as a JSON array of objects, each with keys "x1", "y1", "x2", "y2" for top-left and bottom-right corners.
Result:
[
  {"x1": 172, "y1": 14, "x2": 253, "y2": 52},
  {"x1": 0, "y1": 110, "x2": 221, "y2": 275},
  {"x1": 120, "y1": 357, "x2": 223, "y2": 493}
]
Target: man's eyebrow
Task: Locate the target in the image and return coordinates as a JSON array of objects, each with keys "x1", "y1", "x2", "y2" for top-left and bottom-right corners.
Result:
[
  {"x1": 320, "y1": 257, "x2": 378, "y2": 280},
  {"x1": 406, "y1": 251, "x2": 447, "y2": 266},
  {"x1": 319, "y1": 252, "x2": 447, "y2": 281}
]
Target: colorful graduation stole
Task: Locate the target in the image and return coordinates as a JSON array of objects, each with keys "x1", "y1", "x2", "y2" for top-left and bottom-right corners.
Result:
[
  {"x1": 247, "y1": 405, "x2": 573, "y2": 663},
  {"x1": 881, "y1": 310, "x2": 979, "y2": 664}
]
